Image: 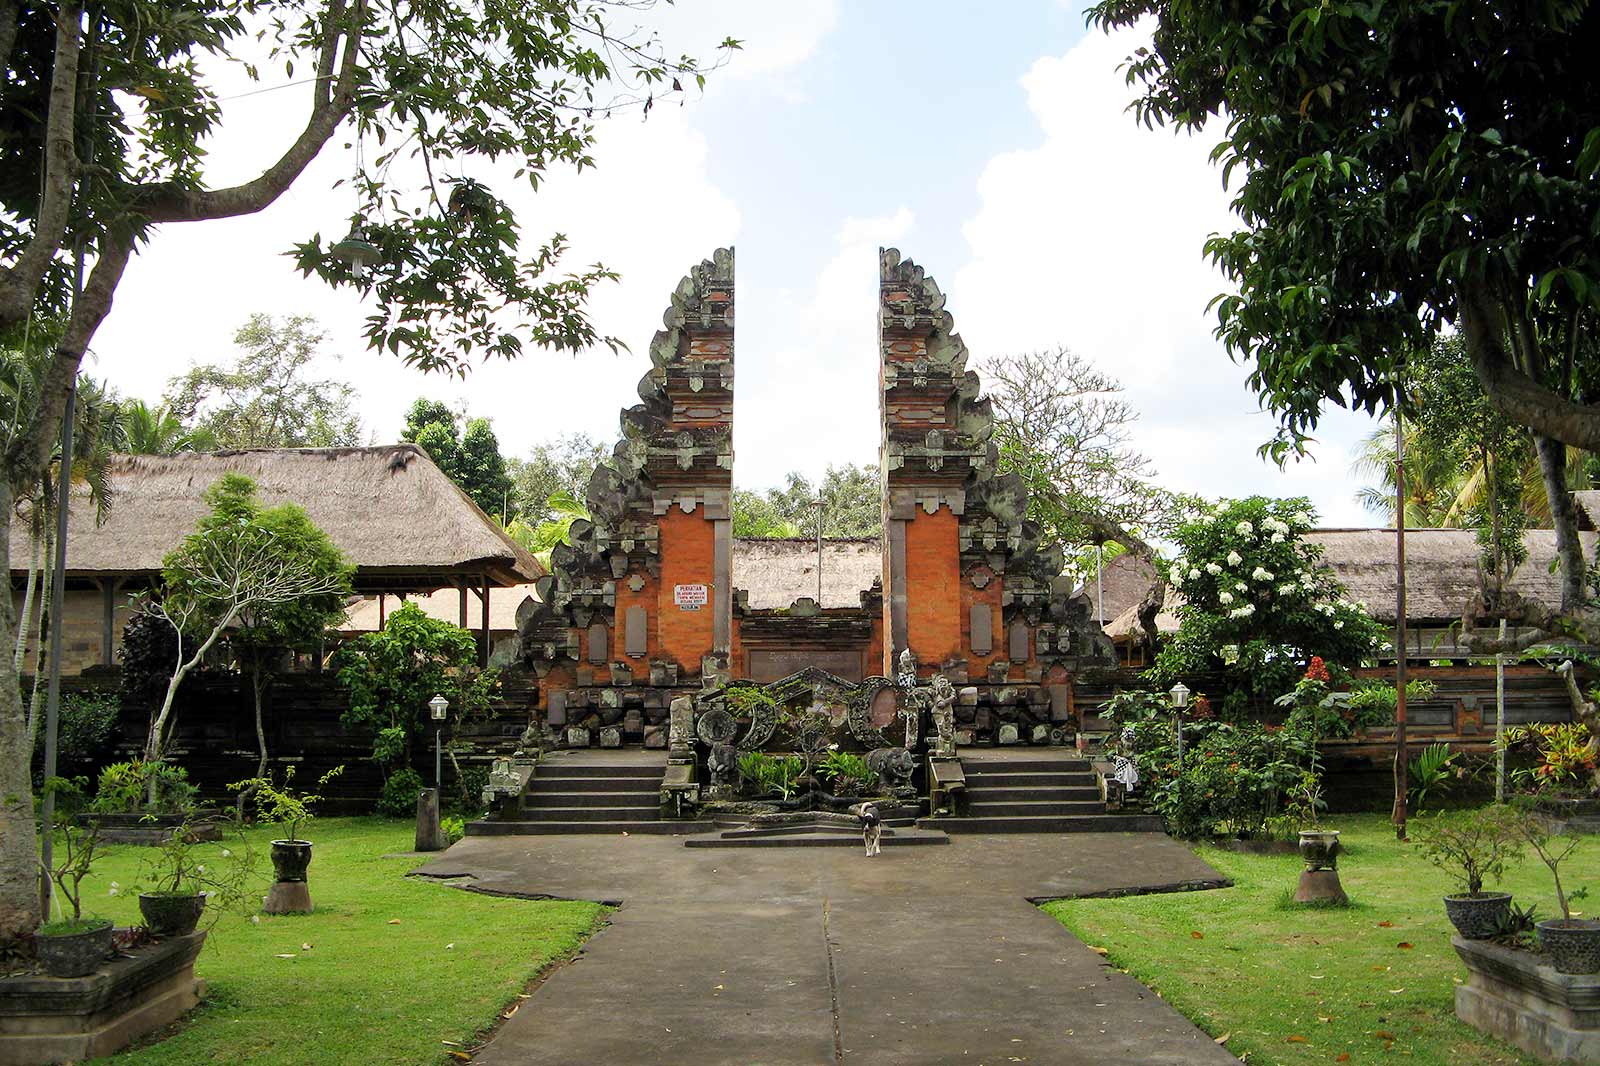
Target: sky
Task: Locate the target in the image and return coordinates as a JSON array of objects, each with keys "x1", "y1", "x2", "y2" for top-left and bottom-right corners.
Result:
[{"x1": 89, "y1": 1, "x2": 1384, "y2": 528}]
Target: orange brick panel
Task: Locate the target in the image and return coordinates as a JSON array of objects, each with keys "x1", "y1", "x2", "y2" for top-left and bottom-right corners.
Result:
[
  {"x1": 903, "y1": 507, "x2": 961, "y2": 666},
  {"x1": 658, "y1": 506, "x2": 716, "y2": 671}
]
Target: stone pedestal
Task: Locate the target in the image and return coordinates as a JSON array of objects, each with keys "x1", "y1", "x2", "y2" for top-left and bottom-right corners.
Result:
[
  {"x1": 414, "y1": 788, "x2": 445, "y2": 852},
  {"x1": 263, "y1": 881, "x2": 313, "y2": 915},
  {"x1": 1294, "y1": 869, "x2": 1348, "y2": 905},
  {"x1": 0, "y1": 932, "x2": 204, "y2": 1065},
  {"x1": 1454, "y1": 935, "x2": 1600, "y2": 1061}
]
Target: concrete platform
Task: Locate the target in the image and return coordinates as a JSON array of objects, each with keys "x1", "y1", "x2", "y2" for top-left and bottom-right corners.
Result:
[{"x1": 414, "y1": 831, "x2": 1237, "y2": 1064}]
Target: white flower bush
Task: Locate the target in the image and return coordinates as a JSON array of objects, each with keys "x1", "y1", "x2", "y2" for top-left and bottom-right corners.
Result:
[
  {"x1": 1236, "y1": 520, "x2": 1254, "y2": 535},
  {"x1": 1219, "y1": 591, "x2": 1234, "y2": 605},
  {"x1": 1251, "y1": 566, "x2": 1274, "y2": 582},
  {"x1": 1205, "y1": 562, "x2": 1223, "y2": 575},
  {"x1": 1226, "y1": 550, "x2": 1243, "y2": 566}
]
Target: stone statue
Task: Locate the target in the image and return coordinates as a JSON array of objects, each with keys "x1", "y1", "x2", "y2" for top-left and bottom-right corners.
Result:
[
  {"x1": 896, "y1": 648, "x2": 917, "y2": 689},
  {"x1": 865, "y1": 746, "x2": 916, "y2": 796},
  {"x1": 707, "y1": 742, "x2": 738, "y2": 797},
  {"x1": 668, "y1": 695, "x2": 695, "y2": 762},
  {"x1": 1112, "y1": 724, "x2": 1139, "y2": 793},
  {"x1": 928, "y1": 675, "x2": 957, "y2": 756},
  {"x1": 515, "y1": 718, "x2": 542, "y2": 756}
]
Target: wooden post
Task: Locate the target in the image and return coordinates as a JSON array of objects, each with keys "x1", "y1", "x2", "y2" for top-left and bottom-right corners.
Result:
[
  {"x1": 480, "y1": 576, "x2": 490, "y2": 667},
  {"x1": 458, "y1": 580, "x2": 468, "y2": 629},
  {"x1": 377, "y1": 592, "x2": 386, "y2": 629},
  {"x1": 1393, "y1": 406, "x2": 1409, "y2": 841}
]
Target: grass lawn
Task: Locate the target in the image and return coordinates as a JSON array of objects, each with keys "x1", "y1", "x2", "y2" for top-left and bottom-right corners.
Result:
[
  {"x1": 1045, "y1": 812, "x2": 1600, "y2": 1066},
  {"x1": 63, "y1": 818, "x2": 603, "y2": 1065}
]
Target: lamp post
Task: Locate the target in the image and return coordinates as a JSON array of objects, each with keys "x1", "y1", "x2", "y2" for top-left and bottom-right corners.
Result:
[
  {"x1": 1169, "y1": 682, "x2": 1190, "y2": 772},
  {"x1": 429, "y1": 694, "x2": 449, "y2": 788}
]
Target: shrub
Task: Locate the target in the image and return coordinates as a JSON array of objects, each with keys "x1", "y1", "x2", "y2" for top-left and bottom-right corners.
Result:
[
  {"x1": 441, "y1": 815, "x2": 466, "y2": 845},
  {"x1": 449, "y1": 766, "x2": 489, "y2": 815},
  {"x1": 39, "y1": 692, "x2": 120, "y2": 766},
  {"x1": 817, "y1": 751, "x2": 874, "y2": 793},
  {"x1": 377, "y1": 768, "x2": 426, "y2": 817},
  {"x1": 90, "y1": 760, "x2": 197, "y2": 815},
  {"x1": 231, "y1": 765, "x2": 344, "y2": 842},
  {"x1": 1415, "y1": 806, "x2": 1523, "y2": 896}
]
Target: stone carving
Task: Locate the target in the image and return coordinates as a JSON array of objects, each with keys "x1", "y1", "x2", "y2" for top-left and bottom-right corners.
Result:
[
  {"x1": 668, "y1": 695, "x2": 695, "y2": 762},
  {"x1": 696, "y1": 706, "x2": 738, "y2": 745},
  {"x1": 865, "y1": 747, "x2": 916, "y2": 796},
  {"x1": 845, "y1": 677, "x2": 904, "y2": 750},
  {"x1": 896, "y1": 648, "x2": 917, "y2": 689},
  {"x1": 928, "y1": 675, "x2": 957, "y2": 756},
  {"x1": 707, "y1": 741, "x2": 738, "y2": 796}
]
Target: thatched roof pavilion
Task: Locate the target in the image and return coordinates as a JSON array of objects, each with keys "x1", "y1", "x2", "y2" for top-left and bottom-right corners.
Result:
[{"x1": 12, "y1": 445, "x2": 540, "y2": 671}]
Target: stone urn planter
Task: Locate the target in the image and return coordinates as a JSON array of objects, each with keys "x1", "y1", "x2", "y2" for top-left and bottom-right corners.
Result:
[
  {"x1": 270, "y1": 839, "x2": 313, "y2": 883},
  {"x1": 1294, "y1": 829, "x2": 1348, "y2": 904},
  {"x1": 137, "y1": 893, "x2": 207, "y2": 938},
  {"x1": 1537, "y1": 918, "x2": 1600, "y2": 975},
  {"x1": 1455, "y1": 934, "x2": 1600, "y2": 1060},
  {"x1": 1444, "y1": 892, "x2": 1514, "y2": 940},
  {"x1": 34, "y1": 919, "x2": 114, "y2": 978}
]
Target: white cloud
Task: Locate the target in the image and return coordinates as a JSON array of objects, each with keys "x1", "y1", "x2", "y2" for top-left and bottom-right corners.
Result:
[{"x1": 953, "y1": 27, "x2": 1378, "y2": 527}]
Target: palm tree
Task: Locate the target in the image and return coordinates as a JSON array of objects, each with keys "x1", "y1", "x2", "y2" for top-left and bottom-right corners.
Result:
[
  {"x1": 1351, "y1": 422, "x2": 1464, "y2": 527},
  {"x1": 120, "y1": 399, "x2": 213, "y2": 454}
]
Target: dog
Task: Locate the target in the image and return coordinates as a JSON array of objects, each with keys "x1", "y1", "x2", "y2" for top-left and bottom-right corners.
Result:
[{"x1": 860, "y1": 802, "x2": 882, "y2": 857}]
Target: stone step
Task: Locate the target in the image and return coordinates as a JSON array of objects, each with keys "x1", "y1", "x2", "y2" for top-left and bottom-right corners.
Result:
[
  {"x1": 962, "y1": 771, "x2": 1098, "y2": 788},
  {"x1": 467, "y1": 819, "x2": 698, "y2": 836},
  {"x1": 685, "y1": 829, "x2": 949, "y2": 848},
  {"x1": 967, "y1": 800, "x2": 1108, "y2": 817},
  {"x1": 515, "y1": 806, "x2": 662, "y2": 822},
  {"x1": 917, "y1": 813, "x2": 1165, "y2": 834},
  {"x1": 963, "y1": 786, "x2": 1103, "y2": 802},
  {"x1": 522, "y1": 791, "x2": 658, "y2": 810},
  {"x1": 527, "y1": 776, "x2": 660, "y2": 793},
  {"x1": 535, "y1": 763, "x2": 663, "y2": 779},
  {"x1": 962, "y1": 757, "x2": 1092, "y2": 773}
]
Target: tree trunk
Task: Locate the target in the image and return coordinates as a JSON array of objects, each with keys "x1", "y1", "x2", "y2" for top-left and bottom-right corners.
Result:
[
  {"x1": 22, "y1": 529, "x2": 50, "y2": 752},
  {"x1": 13, "y1": 533, "x2": 38, "y2": 673},
  {"x1": 0, "y1": 480, "x2": 41, "y2": 936},
  {"x1": 1535, "y1": 433, "x2": 1586, "y2": 611}
]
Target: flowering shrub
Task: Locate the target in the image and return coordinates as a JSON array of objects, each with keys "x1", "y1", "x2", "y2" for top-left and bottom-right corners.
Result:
[
  {"x1": 1503, "y1": 723, "x2": 1600, "y2": 794},
  {"x1": 1104, "y1": 690, "x2": 1316, "y2": 839},
  {"x1": 1157, "y1": 497, "x2": 1382, "y2": 717}
]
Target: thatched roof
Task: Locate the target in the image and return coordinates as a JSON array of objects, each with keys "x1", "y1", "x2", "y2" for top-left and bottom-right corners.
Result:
[
  {"x1": 340, "y1": 583, "x2": 539, "y2": 633},
  {"x1": 1575, "y1": 491, "x2": 1600, "y2": 530},
  {"x1": 1105, "y1": 586, "x2": 1181, "y2": 640},
  {"x1": 1083, "y1": 552, "x2": 1158, "y2": 624},
  {"x1": 1104, "y1": 526, "x2": 1595, "y2": 638},
  {"x1": 733, "y1": 537, "x2": 881, "y2": 610},
  {"x1": 14, "y1": 446, "x2": 541, "y2": 589}
]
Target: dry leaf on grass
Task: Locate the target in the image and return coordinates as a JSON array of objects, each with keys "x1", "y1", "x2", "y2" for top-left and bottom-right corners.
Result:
[
  {"x1": 1377, "y1": 920, "x2": 1394, "y2": 928},
  {"x1": 1285, "y1": 1034, "x2": 1309, "y2": 1043},
  {"x1": 1191, "y1": 930, "x2": 1204, "y2": 939}
]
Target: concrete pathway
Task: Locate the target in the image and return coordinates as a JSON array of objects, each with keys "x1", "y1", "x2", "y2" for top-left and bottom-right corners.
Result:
[{"x1": 415, "y1": 833, "x2": 1239, "y2": 1066}]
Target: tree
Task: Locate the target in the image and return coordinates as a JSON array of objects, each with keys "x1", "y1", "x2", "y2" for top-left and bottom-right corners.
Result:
[
  {"x1": 143, "y1": 476, "x2": 352, "y2": 803},
  {"x1": 1154, "y1": 497, "x2": 1384, "y2": 717},
  {"x1": 192, "y1": 477, "x2": 352, "y2": 796},
  {"x1": 508, "y1": 489, "x2": 590, "y2": 568},
  {"x1": 983, "y1": 346, "x2": 1180, "y2": 571},
  {"x1": 333, "y1": 603, "x2": 498, "y2": 776},
  {"x1": 166, "y1": 315, "x2": 362, "y2": 449},
  {"x1": 0, "y1": 1, "x2": 731, "y2": 934},
  {"x1": 732, "y1": 465, "x2": 882, "y2": 540},
  {"x1": 1087, "y1": 2, "x2": 1600, "y2": 622},
  {"x1": 400, "y1": 398, "x2": 513, "y2": 517},
  {"x1": 118, "y1": 399, "x2": 213, "y2": 455},
  {"x1": 509, "y1": 433, "x2": 608, "y2": 526}
]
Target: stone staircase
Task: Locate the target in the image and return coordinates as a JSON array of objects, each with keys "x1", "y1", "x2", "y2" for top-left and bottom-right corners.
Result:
[
  {"x1": 919, "y1": 754, "x2": 1164, "y2": 834},
  {"x1": 470, "y1": 754, "x2": 695, "y2": 836}
]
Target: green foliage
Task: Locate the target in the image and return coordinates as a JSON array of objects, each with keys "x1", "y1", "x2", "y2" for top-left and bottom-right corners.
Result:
[
  {"x1": 1086, "y1": 2, "x2": 1600, "y2": 463},
  {"x1": 90, "y1": 761, "x2": 197, "y2": 816},
  {"x1": 1415, "y1": 806, "x2": 1523, "y2": 896},
  {"x1": 732, "y1": 465, "x2": 882, "y2": 539},
  {"x1": 401, "y1": 398, "x2": 515, "y2": 518},
  {"x1": 118, "y1": 399, "x2": 214, "y2": 455},
  {"x1": 334, "y1": 603, "x2": 500, "y2": 772},
  {"x1": 1501, "y1": 723, "x2": 1599, "y2": 793},
  {"x1": 41, "y1": 777, "x2": 101, "y2": 923},
  {"x1": 984, "y1": 346, "x2": 1183, "y2": 562},
  {"x1": 35, "y1": 692, "x2": 119, "y2": 769},
  {"x1": 1511, "y1": 798, "x2": 1591, "y2": 921},
  {"x1": 137, "y1": 818, "x2": 261, "y2": 924},
  {"x1": 377, "y1": 768, "x2": 426, "y2": 818},
  {"x1": 165, "y1": 315, "x2": 362, "y2": 449},
  {"x1": 512, "y1": 489, "x2": 590, "y2": 567},
  {"x1": 817, "y1": 751, "x2": 875, "y2": 794},
  {"x1": 1153, "y1": 498, "x2": 1383, "y2": 714},
  {"x1": 1408, "y1": 743, "x2": 1460, "y2": 812},
  {"x1": 441, "y1": 816, "x2": 466, "y2": 846},
  {"x1": 230, "y1": 765, "x2": 345, "y2": 843},
  {"x1": 508, "y1": 434, "x2": 608, "y2": 526},
  {"x1": 735, "y1": 752, "x2": 804, "y2": 800}
]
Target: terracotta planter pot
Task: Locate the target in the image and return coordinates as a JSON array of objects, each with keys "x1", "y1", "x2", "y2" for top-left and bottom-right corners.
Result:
[
  {"x1": 138, "y1": 892, "x2": 207, "y2": 937},
  {"x1": 1297, "y1": 829, "x2": 1341, "y2": 871},
  {"x1": 1444, "y1": 892, "x2": 1512, "y2": 940},
  {"x1": 270, "y1": 840, "x2": 313, "y2": 883},
  {"x1": 36, "y1": 919, "x2": 113, "y2": 978},
  {"x1": 1537, "y1": 918, "x2": 1600, "y2": 975}
]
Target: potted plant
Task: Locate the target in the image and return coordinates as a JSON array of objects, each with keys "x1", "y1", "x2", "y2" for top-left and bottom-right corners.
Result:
[
  {"x1": 1415, "y1": 806, "x2": 1522, "y2": 939},
  {"x1": 36, "y1": 778, "x2": 114, "y2": 978},
  {"x1": 1293, "y1": 776, "x2": 1340, "y2": 868},
  {"x1": 136, "y1": 815, "x2": 258, "y2": 937},
  {"x1": 231, "y1": 765, "x2": 343, "y2": 887},
  {"x1": 1515, "y1": 804, "x2": 1600, "y2": 973}
]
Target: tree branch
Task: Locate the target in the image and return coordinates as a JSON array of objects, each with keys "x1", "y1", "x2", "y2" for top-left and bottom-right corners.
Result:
[
  {"x1": 0, "y1": 0, "x2": 83, "y2": 331},
  {"x1": 139, "y1": 1, "x2": 366, "y2": 225}
]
